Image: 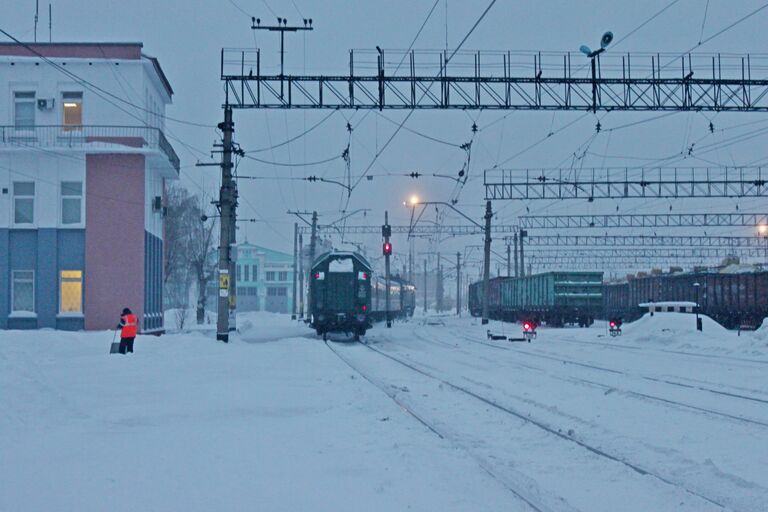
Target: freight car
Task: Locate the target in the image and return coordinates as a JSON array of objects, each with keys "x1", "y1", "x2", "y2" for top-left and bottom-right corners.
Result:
[
  {"x1": 370, "y1": 276, "x2": 416, "y2": 321},
  {"x1": 309, "y1": 251, "x2": 372, "y2": 340},
  {"x1": 469, "y1": 272, "x2": 603, "y2": 327},
  {"x1": 603, "y1": 270, "x2": 768, "y2": 329}
]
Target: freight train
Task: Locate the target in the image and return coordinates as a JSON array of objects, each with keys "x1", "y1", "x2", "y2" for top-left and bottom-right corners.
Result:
[
  {"x1": 602, "y1": 269, "x2": 768, "y2": 329},
  {"x1": 469, "y1": 272, "x2": 603, "y2": 327},
  {"x1": 309, "y1": 251, "x2": 416, "y2": 340}
]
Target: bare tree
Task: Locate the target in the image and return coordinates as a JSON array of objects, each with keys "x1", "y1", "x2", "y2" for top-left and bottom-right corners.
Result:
[
  {"x1": 190, "y1": 210, "x2": 217, "y2": 324},
  {"x1": 164, "y1": 183, "x2": 218, "y2": 325}
]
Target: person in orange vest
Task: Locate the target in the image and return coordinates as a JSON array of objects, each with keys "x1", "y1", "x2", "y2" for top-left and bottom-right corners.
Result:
[{"x1": 116, "y1": 308, "x2": 138, "y2": 354}]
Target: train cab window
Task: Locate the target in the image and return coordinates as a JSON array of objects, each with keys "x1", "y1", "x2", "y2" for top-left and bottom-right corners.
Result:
[{"x1": 667, "y1": 306, "x2": 674, "y2": 312}]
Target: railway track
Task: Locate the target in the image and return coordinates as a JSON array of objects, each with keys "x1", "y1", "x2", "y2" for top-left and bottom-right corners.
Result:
[
  {"x1": 325, "y1": 337, "x2": 730, "y2": 511},
  {"x1": 411, "y1": 330, "x2": 768, "y2": 429},
  {"x1": 324, "y1": 340, "x2": 551, "y2": 512}
]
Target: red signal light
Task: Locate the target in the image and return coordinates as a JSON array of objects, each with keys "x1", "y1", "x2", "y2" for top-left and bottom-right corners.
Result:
[
  {"x1": 610, "y1": 321, "x2": 616, "y2": 328},
  {"x1": 362, "y1": 305, "x2": 367, "y2": 311},
  {"x1": 383, "y1": 242, "x2": 392, "y2": 256},
  {"x1": 523, "y1": 323, "x2": 531, "y2": 331}
]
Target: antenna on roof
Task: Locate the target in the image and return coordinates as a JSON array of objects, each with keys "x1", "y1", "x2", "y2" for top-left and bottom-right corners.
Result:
[{"x1": 34, "y1": 0, "x2": 39, "y2": 42}]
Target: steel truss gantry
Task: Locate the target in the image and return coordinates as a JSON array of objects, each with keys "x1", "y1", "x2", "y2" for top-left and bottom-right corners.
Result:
[
  {"x1": 519, "y1": 212, "x2": 768, "y2": 229},
  {"x1": 526, "y1": 235, "x2": 764, "y2": 248},
  {"x1": 484, "y1": 167, "x2": 768, "y2": 200},
  {"x1": 221, "y1": 49, "x2": 768, "y2": 111},
  {"x1": 296, "y1": 224, "x2": 517, "y2": 236},
  {"x1": 527, "y1": 247, "x2": 763, "y2": 259}
]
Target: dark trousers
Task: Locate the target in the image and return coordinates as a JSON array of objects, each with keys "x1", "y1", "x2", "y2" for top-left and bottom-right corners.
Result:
[{"x1": 119, "y1": 337, "x2": 135, "y2": 354}]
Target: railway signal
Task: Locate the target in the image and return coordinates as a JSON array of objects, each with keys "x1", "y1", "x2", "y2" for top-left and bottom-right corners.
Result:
[
  {"x1": 383, "y1": 213, "x2": 392, "y2": 328},
  {"x1": 383, "y1": 242, "x2": 392, "y2": 256}
]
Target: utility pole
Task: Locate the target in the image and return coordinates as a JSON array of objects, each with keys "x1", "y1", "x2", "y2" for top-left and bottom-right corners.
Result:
[
  {"x1": 229, "y1": 180, "x2": 238, "y2": 332},
  {"x1": 251, "y1": 17, "x2": 313, "y2": 99},
  {"x1": 506, "y1": 243, "x2": 511, "y2": 276},
  {"x1": 292, "y1": 222, "x2": 298, "y2": 320},
  {"x1": 519, "y1": 229, "x2": 527, "y2": 278},
  {"x1": 514, "y1": 232, "x2": 519, "y2": 277},
  {"x1": 436, "y1": 252, "x2": 442, "y2": 312},
  {"x1": 307, "y1": 211, "x2": 318, "y2": 317},
  {"x1": 482, "y1": 200, "x2": 493, "y2": 325},
  {"x1": 383, "y1": 211, "x2": 392, "y2": 328},
  {"x1": 298, "y1": 233, "x2": 304, "y2": 319},
  {"x1": 216, "y1": 105, "x2": 235, "y2": 342},
  {"x1": 423, "y1": 259, "x2": 428, "y2": 314},
  {"x1": 456, "y1": 252, "x2": 461, "y2": 316}
]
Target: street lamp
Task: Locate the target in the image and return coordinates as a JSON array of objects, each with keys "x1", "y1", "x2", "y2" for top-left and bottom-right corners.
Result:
[
  {"x1": 693, "y1": 282, "x2": 702, "y2": 331},
  {"x1": 758, "y1": 224, "x2": 768, "y2": 264},
  {"x1": 580, "y1": 31, "x2": 614, "y2": 113},
  {"x1": 405, "y1": 198, "x2": 493, "y2": 326}
]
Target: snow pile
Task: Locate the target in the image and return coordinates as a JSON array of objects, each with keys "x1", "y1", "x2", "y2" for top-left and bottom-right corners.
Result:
[{"x1": 621, "y1": 312, "x2": 768, "y2": 357}]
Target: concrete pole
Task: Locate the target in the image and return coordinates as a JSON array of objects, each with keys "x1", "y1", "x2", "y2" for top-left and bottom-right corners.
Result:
[
  {"x1": 514, "y1": 232, "x2": 519, "y2": 278},
  {"x1": 507, "y1": 243, "x2": 511, "y2": 276},
  {"x1": 423, "y1": 259, "x2": 428, "y2": 313},
  {"x1": 298, "y1": 233, "x2": 304, "y2": 318},
  {"x1": 482, "y1": 200, "x2": 492, "y2": 325},
  {"x1": 307, "y1": 211, "x2": 318, "y2": 320},
  {"x1": 216, "y1": 105, "x2": 234, "y2": 343},
  {"x1": 384, "y1": 211, "x2": 391, "y2": 328},
  {"x1": 456, "y1": 252, "x2": 461, "y2": 316},
  {"x1": 520, "y1": 229, "x2": 526, "y2": 278},
  {"x1": 291, "y1": 222, "x2": 298, "y2": 320}
]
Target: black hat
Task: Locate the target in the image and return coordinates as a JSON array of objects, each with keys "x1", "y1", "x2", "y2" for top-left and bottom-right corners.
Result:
[{"x1": 122, "y1": 308, "x2": 132, "y2": 315}]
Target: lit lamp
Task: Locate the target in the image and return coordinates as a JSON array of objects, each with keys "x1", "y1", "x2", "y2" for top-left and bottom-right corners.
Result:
[{"x1": 758, "y1": 224, "x2": 768, "y2": 265}]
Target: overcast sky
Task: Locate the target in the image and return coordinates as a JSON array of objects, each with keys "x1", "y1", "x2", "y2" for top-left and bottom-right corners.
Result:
[{"x1": 5, "y1": 0, "x2": 768, "y2": 273}]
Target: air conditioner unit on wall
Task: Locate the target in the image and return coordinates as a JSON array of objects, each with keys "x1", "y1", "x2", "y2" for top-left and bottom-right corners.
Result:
[{"x1": 37, "y1": 98, "x2": 55, "y2": 110}]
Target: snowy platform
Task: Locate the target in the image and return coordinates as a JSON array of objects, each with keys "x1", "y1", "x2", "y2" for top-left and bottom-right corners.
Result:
[{"x1": 2, "y1": 312, "x2": 768, "y2": 511}]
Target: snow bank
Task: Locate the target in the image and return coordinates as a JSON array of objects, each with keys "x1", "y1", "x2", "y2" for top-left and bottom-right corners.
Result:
[{"x1": 621, "y1": 312, "x2": 768, "y2": 357}]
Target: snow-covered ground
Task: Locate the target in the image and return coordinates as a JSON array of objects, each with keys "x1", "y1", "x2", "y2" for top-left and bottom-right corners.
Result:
[{"x1": 2, "y1": 312, "x2": 767, "y2": 511}]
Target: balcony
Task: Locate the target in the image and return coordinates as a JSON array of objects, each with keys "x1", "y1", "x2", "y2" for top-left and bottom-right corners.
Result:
[{"x1": 0, "y1": 125, "x2": 180, "y2": 175}]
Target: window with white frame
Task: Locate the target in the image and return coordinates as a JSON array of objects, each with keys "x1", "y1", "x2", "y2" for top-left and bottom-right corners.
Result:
[
  {"x1": 251, "y1": 264, "x2": 258, "y2": 281},
  {"x1": 13, "y1": 181, "x2": 35, "y2": 225},
  {"x1": 12, "y1": 270, "x2": 35, "y2": 313},
  {"x1": 244, "y1": 265, "x2": 250, "y2": 282},
  {"x1": 62, "y1": 92, "x2": 83, "y2": 130},
  {"x1": 266, "y1": 271, "x2": 275, "y2": 281},
  {"x1": 59, "y1": 270, "x2": 83, "y2": 313},
  {"x1": 278, "y1": 271, "x2": 288, "y2": 281},
  {"x1": 61, "y1": 181, "x2": 83, "y2": 225},
  {"x1": 14, "y1": 91, "x2": 36, "y2": 129}
]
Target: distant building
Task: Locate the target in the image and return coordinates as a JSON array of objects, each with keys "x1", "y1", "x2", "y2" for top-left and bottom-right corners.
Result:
[
  {"x1": 0, "y1": 42, "x2": 179, "y2": 331},
  {"x1": 230, "y1": 242, "x2": 294, "y2": 314}
]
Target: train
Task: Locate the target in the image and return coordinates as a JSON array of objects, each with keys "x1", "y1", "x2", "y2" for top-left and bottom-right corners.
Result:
[
  {"x1": 370, "y1": 275, "x2": 416, "y2": 321},
  {"x1": 469, "y1": 272, "x2": 603, "y2": 327},
  {"x1": 309, "y1": 251, "x2": 415, "y2": 340},
  {"x1": 602, "y1": 269, "x2": 768, "y2": 329}
]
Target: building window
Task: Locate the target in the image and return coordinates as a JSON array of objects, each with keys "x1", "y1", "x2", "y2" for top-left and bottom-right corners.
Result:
[
  {"x1": 267, "y1": 287, "x2": 287, "y2": 297},
  {"x1": 266, "y1": 271, "x2": 275, "y2": 281},
  {"x1": 251, "y1": 265, "x2": 258, "y2": 281},
  {"x1": 60, "y1": 270, "x2": 83, "y2": 313},
  {"x1": 12, "y1": 270, "x2": 35, "y2": 313},
  {"x1": 13, "y1": 181, "x2": 35, "y2": 225},
  {"x1": 62, "y1": 92, "x2": 83, "y2": 130},
  {"x1": 246, "y1": 287, "x2": 257, "y2": 296},
  {"x1": 278, "y1": 271, "x2": 288, "y2": 281},
  {"x1": 244, "y1": 265, "x2": 250, "y2": 282},
  {"x1": 61, "y1": 181, "x2": 83, "y2": 225},
  {"x1": 237, "y1": 265, "x2": 242, "y2": 281},
  {"x1": 14, "y1": 92, "x2": 35, "y2": 130}
]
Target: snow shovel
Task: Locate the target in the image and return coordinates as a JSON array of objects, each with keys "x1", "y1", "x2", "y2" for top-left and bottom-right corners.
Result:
[{"x1": 109, "y1": 330, "x2": 120, "y2": 354}]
